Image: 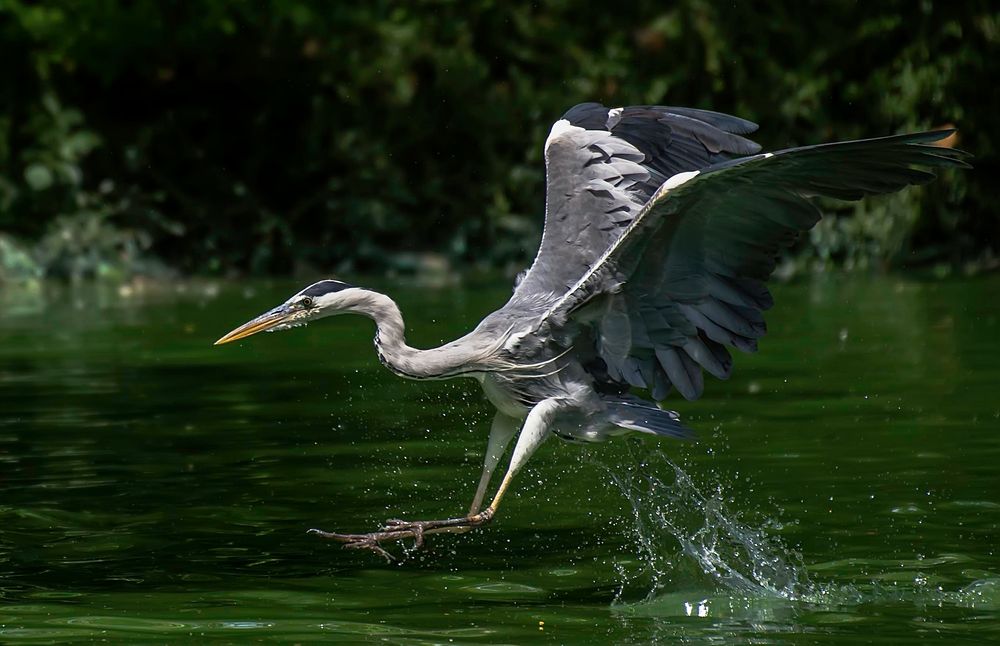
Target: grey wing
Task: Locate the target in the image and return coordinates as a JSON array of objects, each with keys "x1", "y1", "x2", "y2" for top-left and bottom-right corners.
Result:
[
  {"x1": 541, "y1": 131, "x2": 971, "y2": 401},
  {"x1": 510, "y1": 103, "x2": 761, "y2": 300}
]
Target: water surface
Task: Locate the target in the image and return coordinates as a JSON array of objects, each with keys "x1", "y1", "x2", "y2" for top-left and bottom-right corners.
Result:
[{"x1": 1, "y1": 275, "x2": 998, "y2": 643}]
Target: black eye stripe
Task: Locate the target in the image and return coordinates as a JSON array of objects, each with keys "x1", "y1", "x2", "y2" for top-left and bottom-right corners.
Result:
[{"x1": 299, "y1": 280, "x2": 353, "y2": 297}]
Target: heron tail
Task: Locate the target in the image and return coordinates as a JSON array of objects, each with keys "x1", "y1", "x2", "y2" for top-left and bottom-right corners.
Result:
[{"x1": 606, "y1": 400, "x2": 695, "y2": 441}]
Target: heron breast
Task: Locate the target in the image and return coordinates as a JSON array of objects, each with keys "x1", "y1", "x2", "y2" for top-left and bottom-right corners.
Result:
[{"x1": 479, "y1": 374, "x2": 531, "y2": 418}]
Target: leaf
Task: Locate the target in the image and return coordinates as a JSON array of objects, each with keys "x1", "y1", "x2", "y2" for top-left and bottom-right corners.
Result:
[{"x1": 24, "y1": 163, "x2": 53, "y2": 191}]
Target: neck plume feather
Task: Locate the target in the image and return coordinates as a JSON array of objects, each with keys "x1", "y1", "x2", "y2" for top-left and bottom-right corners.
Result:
[{"x1": 347, "y1": 290, "x2": 493, "y2": 380}]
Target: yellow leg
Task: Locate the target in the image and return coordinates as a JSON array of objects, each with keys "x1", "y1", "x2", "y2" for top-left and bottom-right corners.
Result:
[
  {"x1": 468, "y1": 413, "x2": 519, "y2": 515},
  {"x1": 487, "y1": 470, "x2": 515, "y2": 513},
  {"x1": 473, "y1": 397, "x2": 560, "y2": 521},
  {"x1": 310, "y1": 398, "x2": 561, "y2": 559}
]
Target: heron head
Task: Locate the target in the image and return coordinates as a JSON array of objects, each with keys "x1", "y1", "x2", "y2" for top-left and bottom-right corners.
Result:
[{"x1": 214, "y1": 279, "x2": 365, "y2": 345}]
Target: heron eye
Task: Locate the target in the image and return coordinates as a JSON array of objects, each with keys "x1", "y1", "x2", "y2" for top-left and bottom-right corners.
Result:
[{"x1": 301, "y1": 296, "x2": 314, "y2": 308}]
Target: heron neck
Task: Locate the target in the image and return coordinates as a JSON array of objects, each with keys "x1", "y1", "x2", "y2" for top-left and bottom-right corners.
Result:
[{"x1": 350, "y1": 290, "x2": 477, "y2": 380}]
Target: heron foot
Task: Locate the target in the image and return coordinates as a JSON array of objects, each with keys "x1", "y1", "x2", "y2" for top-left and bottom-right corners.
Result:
[{"x1": 307, "y1": 509, "x2": 495, "y2": 560}]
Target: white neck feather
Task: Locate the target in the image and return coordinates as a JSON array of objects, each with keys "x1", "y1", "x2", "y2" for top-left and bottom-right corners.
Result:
[{"x1": 344, "y1": 290, "x2": 493, "y2": 380}]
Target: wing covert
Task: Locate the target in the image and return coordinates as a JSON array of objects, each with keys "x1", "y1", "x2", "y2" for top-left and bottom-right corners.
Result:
[
  {"x1": 541, "y1": 130, "x2": 971, "y2": 401},
  {"x1": 511, "y1": 103, "x2": 761, "y2": 301}
]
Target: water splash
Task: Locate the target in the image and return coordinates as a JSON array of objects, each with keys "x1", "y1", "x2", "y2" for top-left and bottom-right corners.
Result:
[
  {"x1": 590, "y1": 440, "x2": 810, "y2": 602},
  {"x1": 592, "y1": 441, "x2": 1000, "y2": 627}
]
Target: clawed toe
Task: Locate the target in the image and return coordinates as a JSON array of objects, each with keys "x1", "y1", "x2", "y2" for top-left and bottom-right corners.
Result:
[
  {"x1": 307, "y1": 511, "x2": 495, "y2": 560},
  {"x1": 307, "y1": 527, "x2": 408, "y2": 561},
  {"x1": 379, "y1": 519, "x2": 427, "y2": 547},
  {"x1": 341, "y1": 537, "x2": 397, "y2": 562},
  {"x1": 381, "y1": 518, "x2": 421, "y2": 531}
]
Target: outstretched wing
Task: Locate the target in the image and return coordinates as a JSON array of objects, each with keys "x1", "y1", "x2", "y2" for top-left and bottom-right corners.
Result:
[
  {"x1": 512, "y1": 103, "x2": 760, "y2": 299},
  {"x1": 540, "y1": 131, "x2": 971, "y2": 401}
]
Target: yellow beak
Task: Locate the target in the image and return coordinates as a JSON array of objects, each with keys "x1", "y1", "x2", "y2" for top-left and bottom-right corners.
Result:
[{"x1": 214, "y1": 306, "x2": 292, "y2": 345}]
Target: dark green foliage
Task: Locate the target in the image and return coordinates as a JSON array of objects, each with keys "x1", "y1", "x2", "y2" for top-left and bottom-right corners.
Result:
[{"x1": 0, "y1": 0, "x2": 995, "y2": 278}]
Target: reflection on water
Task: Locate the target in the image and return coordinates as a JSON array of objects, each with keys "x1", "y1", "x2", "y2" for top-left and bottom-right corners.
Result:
[{"x1": 1, "y1": 275, "x2": 999, "y2": 642}]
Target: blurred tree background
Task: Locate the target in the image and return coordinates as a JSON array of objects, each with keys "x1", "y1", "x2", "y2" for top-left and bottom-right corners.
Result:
[{"x1": 0, "y1": 0, "x2": 996, "y2": 282}]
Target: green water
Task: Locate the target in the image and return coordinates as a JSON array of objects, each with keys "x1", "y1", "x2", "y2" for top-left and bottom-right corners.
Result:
[{"x1": 1, "y1": 275, "x2": 999, "y2": 644}]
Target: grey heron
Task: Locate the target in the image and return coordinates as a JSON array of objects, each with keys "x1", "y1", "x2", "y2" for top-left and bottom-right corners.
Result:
[{"x1": 215, "y1": 103, "x2": 969, "y2": 559}]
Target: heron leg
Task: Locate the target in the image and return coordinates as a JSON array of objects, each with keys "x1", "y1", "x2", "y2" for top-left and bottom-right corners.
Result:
[
  {"x1": 468, "y1": 412, "x2": 519, "y2": 515},
  {"x1": 309, "y1": 399, "x2": 560, "y2": 559}
]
